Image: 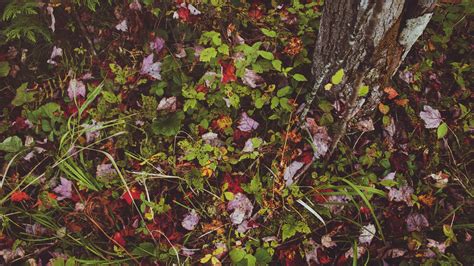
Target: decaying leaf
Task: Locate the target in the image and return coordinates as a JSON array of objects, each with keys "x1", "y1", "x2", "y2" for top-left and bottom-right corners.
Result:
[
  {"x1": 242, "y1": 68, "x2": 263, "y2": 88},
  {"x1": 140, "y1": 54, "x2": 162, "y2": 80},
  {"x1": 388, "y1": 184, "x2": 414, "y2": 206},
  {"x1": 67, "y1": 79, "x2": 86, "y2": 100},
  {"x1": 115, "y1": 19, "x2": 128, "y2": 32},
  {"x1": 237, "y1": 112, "x2": 259, "y2": 132},
  {"x1": 283, "y1": 161, "x2": 304, "y2": 186},
  {"x1": 419, "y1": 105, "x2": 442, "y2": 129},
  {"x1": 406, "y1": 212, "x2": 429, "y2": 232},
  {"x1": 359, "y1": 224, "x2": 376, "y2": 245},
  {"x1": 227, "y1": 193, "x2": 253, "y2": 225},
  {"x1": 182, "y1": 210, "x2": 200, "y2": 231},
  {"x1": 53, "y1": 177, "x2": 73, "y2": 200}
]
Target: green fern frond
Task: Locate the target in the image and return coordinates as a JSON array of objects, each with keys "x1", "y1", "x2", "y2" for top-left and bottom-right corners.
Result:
[
  {"x1": 2, "y1": 0, "x2": 40, "y2": 21},
  {"x1": 2, "y1": 16, "x2": 51, "y2": 43}
]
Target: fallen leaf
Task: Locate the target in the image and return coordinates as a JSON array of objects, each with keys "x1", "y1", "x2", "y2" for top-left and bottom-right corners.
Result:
[
  {"x1": 53, "y1": 177, "x2": 73, "y2": 201},
  {"x1": 182, "y1": 210, "x2": 200, "y2": 230},
  {"x1": 429, "y1": 172, "x2": 449, "y2": 188},
  {"x1": 283, "y1": 161, "x2": 304, "y2": 186},
  {"x1": 359, "y1": 224, "x2": 376, "y2": 245},
  {"x1": 237, "y1": 112, "x2": 259, "y2": 132},
  {"x1": 67, "y1": 79, "x2": 86, "y2": 100},
  {"x1": 227, "y1": 193, "x2": 253, "y2": 225},
  {"x1": 220, "y1": 61, "x2": 236, "y2": 84},
  {"x1": 140, "y1": 54, "x2": 162, "y2": 80},
  {"x1": 157, "y1": 97, "x2": 177, "y2": 111},
  {"x1": 312, "y1": 125, "x2": 331, "y2": 159},
  {"x1": 150, "y1": 37, "x2": 165, "y2": 53},
  {"x1": 406, "y1": 212, "x2": 429, "y2": 232},
  {"x1": 394, "y1": 98, "x2": 409, "y2": 106},
  {"x1": 115, "y1": 19, "x2": 128, "y2": 32},
  {"x1": 419, "y1": 105, "x2": 442, "y2": 129},
  {"x1": 427, "y1": 239, "x2": 447, "y2": 253},
  {"x1": 356, "y1": 119, "x2": 375, "y2": 132},
  {"x1": 11, "y1": 191, "x2": 30, "y2": 202},
  {"x1": 388, "y1": 185, "x2": 414, "y2": 206},
  {"x1": 384, "y1": 87, "x2": 399, "y2": 100},
  {"x1": 242, "y1": 68, "x2": 263, "y2": 88},
  {"x1": 321, "y1": 234, "x2": 336, "y2": 248},
  {"x1": 121, "y1": 187, "x2": 142, "y2": 205}
]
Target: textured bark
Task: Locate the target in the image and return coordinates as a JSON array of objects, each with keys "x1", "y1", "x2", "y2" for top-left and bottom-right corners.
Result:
[{"x1": 302, "y1": 0, "x2": 436, "y2": 122}]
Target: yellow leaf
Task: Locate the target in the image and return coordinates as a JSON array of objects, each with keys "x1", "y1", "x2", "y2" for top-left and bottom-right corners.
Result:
[
  {"x1": 324, "y1": 83, "x2": 333, "y2": 91},
  {"x1": 201, "y1": 254, "x2": 212, "y2": 263}
]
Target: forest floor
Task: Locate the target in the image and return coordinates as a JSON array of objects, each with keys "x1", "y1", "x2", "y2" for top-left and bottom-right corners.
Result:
[{"x1": 0, "y1": 1, "x2": 473, "y2": 265}]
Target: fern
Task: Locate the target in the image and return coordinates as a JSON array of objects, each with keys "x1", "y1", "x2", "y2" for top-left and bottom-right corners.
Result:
[
  {"x1": 2, "y1": 17, "x2": 51, "y2": 43},
  {"x1": 1, "y1": 0, "x2": 50, "y2": 43},
  {"x1": 2, "y1": 0, "x2": 39, "y2": 21},
  {"x1": 72, "y1": 0, "x2": 101, "y2": 12}
]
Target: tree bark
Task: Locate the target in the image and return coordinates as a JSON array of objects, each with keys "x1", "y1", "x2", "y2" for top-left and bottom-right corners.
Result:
[{"x1": 302, "y1": 0, "x2": 436, "y2": 122}]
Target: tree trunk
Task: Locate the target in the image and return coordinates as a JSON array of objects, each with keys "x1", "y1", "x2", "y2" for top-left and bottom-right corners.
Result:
[{"x1": 302, "y1": 0, "x2": 436, "y2": 155}]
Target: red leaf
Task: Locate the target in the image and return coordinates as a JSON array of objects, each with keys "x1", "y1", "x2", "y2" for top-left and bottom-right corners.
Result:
[
  {"x1": 220, "y1": 61, "x2": 236, "y2": 84},
  {"x1": 248, "y1": 4, "x2": 264, "y2": 20},
  {"x1": 177, "y1": 7, "x2": 190, "y2": 22},
  {"x1": 11, "y1": 191, "x2": 30, "y2": 202},
  {"x1": 112, "y1": 232, "x2": 126, "y2": 247},
  {"x1": 121, "y1": 187, "x2": 142, "y2": 205},
  {"x1": 223, "y1": 173, "x2": 244, "y2": 194}
]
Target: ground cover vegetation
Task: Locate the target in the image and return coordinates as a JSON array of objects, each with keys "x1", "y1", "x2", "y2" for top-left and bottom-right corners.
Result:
[{"x1": 0, "y1": 0, "x2": 473, "y2": 265}]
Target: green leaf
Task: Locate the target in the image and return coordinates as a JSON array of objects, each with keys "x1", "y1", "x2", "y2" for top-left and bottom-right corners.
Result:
[
  {"x1": 261, "y1": 28, "x2": 277, "y2": 37},
  {"x1": 255, "y1": 248, "x2": 272, "y2": 264},
  {"x1": 437, "y1": 122, "x2": 448, "y2": 139},
  {"x1": 218, "y1": 44, "x2": 229, "y2": 55},
  {"x1": 358, "y1": 85, "x2": 369, "y2": 97},
  {"x1": 151, "y1": 111, "x2": 185, "y2": 137},
  {"x1": 229, "y1": 248, "x2": 246, "y2": 262},
  {"x1": 0, "y1": 136, "x2": 23, "y2": 153},
  {"x1": 270, "y1": 97, "x2": 279, "y2": 109},
  {"x1": 0, "y1": 61, "x2": 10, "y2": 77},
  {"x1": 150, "y1": 81, "x2": 166, "y2": 96},
  {"x1": 12, "y1": 83, "x2": 36, "y2": 106},
  {"x1": 331, "y1": 68, "x2": 344, "y2": 85},
  {"x1": 272, "y1": 60, "x2": 282, "y2": 71},
  {"x1": 199, "y1": 47, "x2": 217, "y2": 62},
  {"x1": 282, "y1": 223, "x2": 297, "y2": 241},
  {"x1": 224, "y1": 191, "x2": 234, "y2": 200},
  {"x1": 257, "y1": 50, "x2": 274, "y2": 60},
  {"x1": 292, "y1": 73, "x2": 307, "y2": 81},
  {"x1": 277, "y1": 86, "x2": 292, "y2": 97},
  {"x1": 255, "y1": 97, "x2": 265, "y2": 109},
  {"x1": 318, "y1": 100, "x2": 333, "y2": 113}
]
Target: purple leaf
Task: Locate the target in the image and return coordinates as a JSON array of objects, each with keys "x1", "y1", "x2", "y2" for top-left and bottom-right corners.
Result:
[
  {"x1": 388, "y1": 185, "x2": 414, "y2": 206},
  {"x1": 140, "y1": 54, "x2": 162, "y2": 80},
  {"x1": 182, "y1": 210, "x2": 200, "y2": 231},
  {"x1": 96, "y1": 163, "x2": 115, "y2": 178},
  {"x1": 53, "y1": 177, "x2": 73, "y2": 200},
  {"x1": 419, "y1": 105, "x2": 442, "y2": 129},
  {"x1": 283, "y1": 161, "x2": 304, "y2": 186},
  {"x1": 67, "y1": 79, "x2": 86, "y2": 100},
  {"x1": 237, "y1": 112, "x2": 259, "y2": 132},
  {"x1": 312, "y1": 125, "x2": 331, "y2": 159},
  {"x1": 227, "y1": 193, "x2": 253, "y2": 225},
  {"x1": 359, "y1": 224, "x2": 376, "y2": 245},
  {"x1": 157, "y1": 97, "x2": 176, "y2": 111},
  {"x1": 242, "y1": 68, "x2": 263, "y2": 88},
  {"x1": 115, "y1": 20, "x2": 128, "y2": 32},
  {"x1": 406, "y1": 212, "x2": 429, "y2": 232},
  {"x1": 150, "y1": 37, "x2": 165, "y2": 53}
]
